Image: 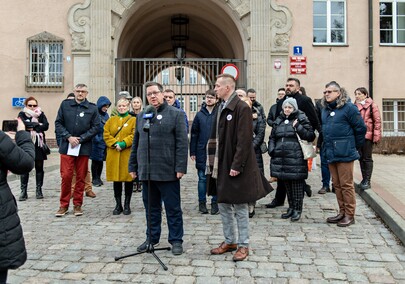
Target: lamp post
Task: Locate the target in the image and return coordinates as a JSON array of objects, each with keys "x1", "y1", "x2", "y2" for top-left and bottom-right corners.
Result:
[{"x1": 171, "y1": 15, "x2": 189, "y2": 106}]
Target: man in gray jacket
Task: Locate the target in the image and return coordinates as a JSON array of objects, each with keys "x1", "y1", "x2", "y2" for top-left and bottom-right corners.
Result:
[{"x1": 129, "y1": 81, "x2": 188, "y2": 256}]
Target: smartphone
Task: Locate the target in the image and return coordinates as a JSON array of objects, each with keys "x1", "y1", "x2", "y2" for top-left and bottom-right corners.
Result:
[{"x1": 2, "y1": 120, "x2": 18, "y2": 132}]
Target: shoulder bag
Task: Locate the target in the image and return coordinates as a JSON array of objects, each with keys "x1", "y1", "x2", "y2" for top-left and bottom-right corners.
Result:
[{"x1": 296, "y1": 133, "x2": 316, "y2": 160}]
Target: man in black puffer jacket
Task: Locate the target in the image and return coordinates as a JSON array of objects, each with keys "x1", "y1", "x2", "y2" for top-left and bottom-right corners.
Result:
[{"x1": 0, "y1": 118, "x2": 35, "y2": 282}]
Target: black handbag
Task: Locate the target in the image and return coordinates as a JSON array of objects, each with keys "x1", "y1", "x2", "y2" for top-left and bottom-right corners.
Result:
[{"x1": 42, "y1": 143, "x2": 51, "y2": 155}]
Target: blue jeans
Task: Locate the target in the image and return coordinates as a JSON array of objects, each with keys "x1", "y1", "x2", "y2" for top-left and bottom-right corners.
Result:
[
  {"x1": 197, "y1": 169, "x2": 217, "y2": 203},
  {"x1": 142, "y1": 180, "x2": 183, "y2": 244},
  {"x1": 320, "y1": 147, "x2": 331, "y2": 188}
]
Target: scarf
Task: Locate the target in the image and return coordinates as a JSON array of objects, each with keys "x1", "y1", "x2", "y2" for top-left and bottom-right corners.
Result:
[
  {"x1": 23, "y1": 106, "x2": 45, "y2": 147},
  {"x1": 206, "y1": 93, "x2": 236, "y2": 179}
]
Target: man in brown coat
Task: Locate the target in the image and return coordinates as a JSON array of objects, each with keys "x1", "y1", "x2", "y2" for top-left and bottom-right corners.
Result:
[{"x1": 207, "y1": 74, "x2": 272, "y2": 261}]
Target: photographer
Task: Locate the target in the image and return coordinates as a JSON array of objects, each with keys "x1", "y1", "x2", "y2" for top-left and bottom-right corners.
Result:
[
  {"x1": 0, "y1": 118, "x2": 35, "y2": 282},
  {"x1": 18, "y1": 96, "x2": 49, "y2": 200}
]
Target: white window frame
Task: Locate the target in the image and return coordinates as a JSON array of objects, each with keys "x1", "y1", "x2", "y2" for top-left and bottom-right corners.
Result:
[
  {"x1": 313, "y1": 0, "x2": 347, "y2": 45},
  {"x1": 162, "y1": 69, "x2": 169, "y2": 85},
  {"x1": 380, "y1": 0, "x2": 405, "y2": 45},
  {"x1": 178, "y1": 96, "x2": 185, "y2": 110},
  {"x1": 382, "y1": 99, "x2": 405, "y2": 136},
  {"x1": 189, "y1": 69, "x2": 197, "y2": 85},
  {"x1": 190, "y1": 95, "x2": 198, "y2": 112},
  {"x1": 29, "y1": 41, "x2": 63, "y2": 86}
]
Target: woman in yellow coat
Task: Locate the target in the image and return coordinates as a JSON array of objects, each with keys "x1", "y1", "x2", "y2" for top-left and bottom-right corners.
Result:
[{"x1": 104, "y1": 98, "x2": 136, "y2": 215}]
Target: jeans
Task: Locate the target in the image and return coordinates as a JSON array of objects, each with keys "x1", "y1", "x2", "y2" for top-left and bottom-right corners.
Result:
[
  {"x1": 142, "y1": 180, "x2": 184, "y2": 244},
  {"x1": 320, "y1": 147, "x2": 331, "y2": 188},
  {"x1": 218, "y1": 203, "x2": 249, "y2": 247},
  {"x1": 197, "y1": 169, "x2": 217, "y2": 203}
]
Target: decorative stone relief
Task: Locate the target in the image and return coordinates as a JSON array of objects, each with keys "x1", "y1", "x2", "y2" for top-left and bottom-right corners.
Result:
[
  {"x1": 111, "y1": 0, "x2": 135, "y2": 37},
  {"x1": 270, "y1": 0, "x2": 292, "y2": 53},
  {"x1": 225, "y1": 0, "x2": 251, "y2": 40},
  {"x1": 27, "y1": 31, "x2": 64, "y2": 42},
  {"x1": 68, "y1": 0, "x2": 91, "y2": 51}
]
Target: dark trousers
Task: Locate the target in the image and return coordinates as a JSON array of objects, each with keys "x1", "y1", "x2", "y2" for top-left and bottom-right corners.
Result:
[
  {"x1": 0, "y1": 270, "x2": 7, "y2": 284},
  {"x1": 320, "y1": 146, "x2": 331, "y2": 188},
  {"x1": 358, "y1": 139, "x2": 374, "y2": 182},
  {"x1": 142, "y1": 180, "x2": 183, "y2": 244},
  {"x1": 274, "y1": 180, "x2": 286, "y2": 204},
  {"x1": 283, "y1": 179, "x2": 305, "y2": 211}
]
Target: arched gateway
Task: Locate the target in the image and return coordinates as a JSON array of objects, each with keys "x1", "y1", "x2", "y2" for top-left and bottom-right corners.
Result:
[{"x1": 68, "y1": 0, "x2": 292, "y2": 116}]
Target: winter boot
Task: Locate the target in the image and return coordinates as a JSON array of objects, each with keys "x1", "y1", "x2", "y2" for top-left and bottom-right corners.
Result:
[
  {"x1": 211, "y1": 202, "x2": 219, "y2": 215},
  {"x1": 35, "y1": 171, "x2": 44, "y2": 199},
  {"x1": 113, "y1": 182, "x2": 123, "y2": 215},
  {"x1": 199, "y1": 202, "x2": 208, "y2": 214},
  {"x1": 19, "y1": 174, "x2": 29, "y2": 201},
  {"x1": 113, "y1": 197, "x2": 123, "y2": 215},
  {"x1": 123, "y1": 182, "x2": 133, "y2": 215}
]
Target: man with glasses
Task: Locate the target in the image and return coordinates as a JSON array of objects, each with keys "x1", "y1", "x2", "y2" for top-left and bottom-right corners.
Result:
[
  {"x1": 129, "y1": 81, "x2": 188, "y2": 256},
  {"x1": 55, "y1": 83, "x2": 100, "y2": 217},
  {"x1": 163, "y1": 89, "x2": 189, "y2": 133},
  {"x1": 266, "y1": 78, "x2": 319, "y2": 209},
  {"x1": 190, "y1": 89, "x2": 219, "y2": 215}
]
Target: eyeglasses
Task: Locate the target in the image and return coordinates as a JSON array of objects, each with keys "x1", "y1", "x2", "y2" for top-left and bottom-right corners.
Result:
[
  {"x1": 323, "y1": 90, "x2": 338, "y2": 95},
  {"x1": 206, "y1": 96, "x2": 216, "y2": 99},
  {"x1": 27, "y1": 104, "x2": 37, "y2": 107},
  {"x1": 75, "y1": 90, "x2": 88, "y2": 94},
  {"x1": 147, "y1": 91, "x2": 161, "y2": 97}
]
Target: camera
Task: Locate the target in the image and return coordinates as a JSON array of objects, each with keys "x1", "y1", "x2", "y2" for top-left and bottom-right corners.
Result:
[{"x1": 2, "y1": 120, "x2": 18, "y2": 132}]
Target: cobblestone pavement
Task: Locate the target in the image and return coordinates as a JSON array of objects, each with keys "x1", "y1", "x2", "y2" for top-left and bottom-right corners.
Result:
[{"x1": 7, "y1": 154, "x2": 405, "y2": 283}]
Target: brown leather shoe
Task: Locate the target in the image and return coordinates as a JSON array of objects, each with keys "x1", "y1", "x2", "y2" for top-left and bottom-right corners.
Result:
[
  {"x1": 86, "y1": 190, "x2": 96, "y2": 198},
  {"x1": 326, "y1": 214, "x2": 345, "y2": 224},
  {"x1": 337, "y1": 216, "x2": 355, "y2": 227},
  {"x1": 233, "y1": 247, "x2": 249, "y2": 261},
  {"x1": 210, "y1": 242, "x2": 237, "y2": 255}
]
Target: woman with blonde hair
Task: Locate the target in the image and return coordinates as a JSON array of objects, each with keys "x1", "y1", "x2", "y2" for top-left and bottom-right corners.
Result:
[
  {"x1": 104, "y1": 98, "x2": 136, "y2": 215},
  {"x1": 18, "y1": 96, "x2": 49, "y2": 200},
  {"x1": 130, "y1": 96, "x2": 143, "y2": 116}
]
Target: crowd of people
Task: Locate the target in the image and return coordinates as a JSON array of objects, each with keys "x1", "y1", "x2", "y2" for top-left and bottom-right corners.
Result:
[{"x1": 0, "y1": 76, "x2": 381, "y2": 279}]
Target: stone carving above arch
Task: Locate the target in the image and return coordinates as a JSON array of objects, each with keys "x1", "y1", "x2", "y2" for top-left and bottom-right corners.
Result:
[
  {"x1": 270, "y1": 0, "x2": 292, "y2": 53},
  {"x1": 223, "y1": 0, "x2": 251, "y2": 40},
  {"x1": 68, "y1": 0, "x2": 91, "y2": 51}
]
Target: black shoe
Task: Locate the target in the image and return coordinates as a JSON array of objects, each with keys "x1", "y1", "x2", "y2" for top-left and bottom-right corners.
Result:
[
  {"x1": 211, "y1": 202, "x2": 219, "y2": 215},
  {"x1": 290, "y1": 210, "x2": 301, "y2": 222},
  {"x1": 137, "y1": 240, "x2": 159, "y2": 252},
  {"x1": 265, "y1": 199, "x2": 284, "y2": 208},
  {"x1": 171, "y1": 242, "x2": 183, "y2": 255},
  {"x1": 199, "y1": 202, "x2": 209, "y2": 214},
  {"x1": 92, "y1": 178, "x2": 102, "y2": 187},
  {"x1": 304, "y1": 184, "x2": 312, "y2": 197},
  {"x1": 359, "y1": 180, "x2": 371, "y2": 190},
  {"x1": 249, "y1": 210, "x2": 255, "y2": 218},
  {"x1": 281, "y1": 208, "x2": 293, "y2": 219}
]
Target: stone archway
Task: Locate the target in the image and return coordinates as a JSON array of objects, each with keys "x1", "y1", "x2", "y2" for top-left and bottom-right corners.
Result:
[{"x1": 68, "y1": 0, "x2": 292, "y2": 106}]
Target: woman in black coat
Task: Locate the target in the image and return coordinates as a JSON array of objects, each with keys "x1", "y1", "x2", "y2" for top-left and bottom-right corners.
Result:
[
  {"x1": 0, "y1": 119, "x2": 35, "y2": 282},
  {"x1": 268, "y1": 98, "x2": 315, "y2": 221},
  {"x1": 18, "y1": 96, "x2": 49, "y2": 200}
]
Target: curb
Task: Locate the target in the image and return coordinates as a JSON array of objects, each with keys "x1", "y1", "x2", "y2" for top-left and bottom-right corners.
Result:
[{"x1": 356, "y1": 184, "x2": 405, "y2": 245}]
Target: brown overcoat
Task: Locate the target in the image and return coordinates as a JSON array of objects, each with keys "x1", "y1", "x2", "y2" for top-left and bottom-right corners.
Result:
[{"x1": 207, "y1": 93, "x2": 272, "y2": 204}]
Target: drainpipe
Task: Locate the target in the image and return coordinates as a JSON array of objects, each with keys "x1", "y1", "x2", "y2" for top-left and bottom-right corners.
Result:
[{"x1": 368, "y1": 0, "x2": 374, "y2": 98}]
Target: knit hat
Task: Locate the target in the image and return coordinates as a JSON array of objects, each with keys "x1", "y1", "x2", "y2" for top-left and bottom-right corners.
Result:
[{"x1": 282, "y1": 97, "x2": 298, "y2": 111}]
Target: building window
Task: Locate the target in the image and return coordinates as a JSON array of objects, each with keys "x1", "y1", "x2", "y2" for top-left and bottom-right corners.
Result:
[
  {"x1": 27, "y1": 32, "x2": 64, "y2": 88},
  {"x1": 178, "y1": 96, "x2": 185, "y2": 110},
  {"x1": 190, "y1": 95, "x2": 197, "y2": 112},
  {"x1": 383, "y1": 99, "x2": 405, "y2": 136},
  {"x1": 162, "y1": 69, "x2": 169, "y2": 85},
  {"x1": 189, "y1": 69, "x2": 197, "y2": 85},
  {"x1": 380, "y1": 1, "x2": 405, "y2": 44},
  {"x1": 313, "y1": 0, "x2": 346, "y2": 44}
]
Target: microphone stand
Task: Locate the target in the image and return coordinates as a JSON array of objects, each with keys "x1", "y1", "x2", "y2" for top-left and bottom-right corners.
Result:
[{"x1": 115, "y1": 119, "x2": 170, "y2": 270}]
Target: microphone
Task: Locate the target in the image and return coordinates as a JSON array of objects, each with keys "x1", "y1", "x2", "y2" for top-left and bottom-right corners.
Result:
[{"x1": 143, "y1": 105, "x2": 157, "y2": 132}]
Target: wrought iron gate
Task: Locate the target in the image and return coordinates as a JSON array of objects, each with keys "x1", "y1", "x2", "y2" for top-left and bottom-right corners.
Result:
[{"x1": 115, "y1": 58, "x2": 247, "y2": 121}]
